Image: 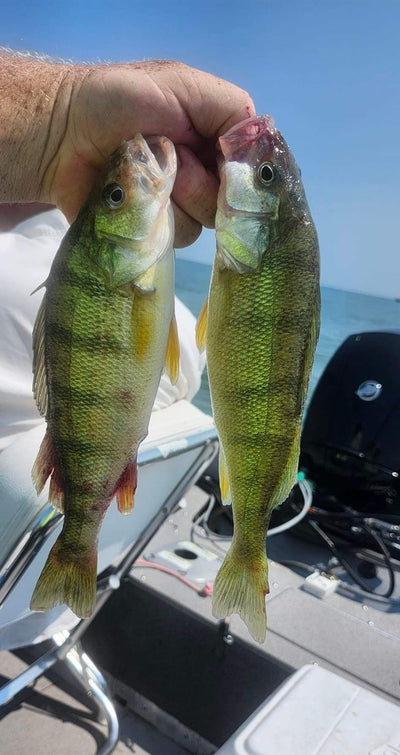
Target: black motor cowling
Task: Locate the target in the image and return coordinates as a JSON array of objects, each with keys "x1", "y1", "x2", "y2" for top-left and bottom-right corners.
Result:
[{"x1": 301, "y1": 331, "x2": 400, "y2": 512}]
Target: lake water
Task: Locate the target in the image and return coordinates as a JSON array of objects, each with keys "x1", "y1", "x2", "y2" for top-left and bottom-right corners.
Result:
[{"x1": 175, "y1": 257, "x2": 400, "y2": 415}]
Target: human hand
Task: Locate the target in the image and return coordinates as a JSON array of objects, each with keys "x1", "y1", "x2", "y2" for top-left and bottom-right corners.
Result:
[{"x1": 1, "y1": 58, "x2": 254, "y2": 247}]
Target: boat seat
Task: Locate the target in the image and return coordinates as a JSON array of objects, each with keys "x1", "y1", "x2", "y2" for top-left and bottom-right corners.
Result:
[{"x1": 216, "y1": 664, "x2": 400, "y2": 754}]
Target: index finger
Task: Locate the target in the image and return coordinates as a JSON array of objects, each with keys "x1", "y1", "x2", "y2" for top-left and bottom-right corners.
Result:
[{"x1": 144, "y1": 61, "x2": 256, "y2": 141}]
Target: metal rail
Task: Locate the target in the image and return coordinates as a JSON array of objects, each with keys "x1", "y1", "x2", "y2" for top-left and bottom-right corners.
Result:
[{"x1": 0, "y1": 430, "x2": 218, "y2": 754}]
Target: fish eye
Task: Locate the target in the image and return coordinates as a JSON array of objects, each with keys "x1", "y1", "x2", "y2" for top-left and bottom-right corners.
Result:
[
  {"x1": 257, "y1": 162, "x2": 276, "y2": 185},
  {"x1": 103, "y1": 183, "x2": 126, "y2": 209}
]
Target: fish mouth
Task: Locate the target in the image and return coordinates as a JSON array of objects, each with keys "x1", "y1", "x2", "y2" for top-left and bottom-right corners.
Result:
[
  {"x1": 219, "y1": 115, "x2": 276, "y2": 163},
  {"x1": 127, "y1": 134, "x2": 177, "y2": 182}
]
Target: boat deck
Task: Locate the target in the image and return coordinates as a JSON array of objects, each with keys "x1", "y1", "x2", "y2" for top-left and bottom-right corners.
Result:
[{"x1": 1, "y1": 483, "x2": 399, "y2": 754}]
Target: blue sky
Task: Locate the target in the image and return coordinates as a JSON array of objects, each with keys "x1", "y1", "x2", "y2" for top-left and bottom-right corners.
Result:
[{"x1": 2, "y1": 0, "x2": 400, "y2": 298}]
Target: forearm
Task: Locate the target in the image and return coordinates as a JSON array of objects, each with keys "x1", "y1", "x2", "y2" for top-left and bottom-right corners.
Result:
[{"x1": 0, "y1": 51, "x2": 76, "y2": 203}]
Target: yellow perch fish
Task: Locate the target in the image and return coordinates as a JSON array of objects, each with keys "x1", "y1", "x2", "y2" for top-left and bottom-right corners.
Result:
[
  {"x1": 30, "y1": 135, "x2": 179, "y2": 618},
  {"x1": 196, "y1": 115, "x2": 320, "y2": 642}
]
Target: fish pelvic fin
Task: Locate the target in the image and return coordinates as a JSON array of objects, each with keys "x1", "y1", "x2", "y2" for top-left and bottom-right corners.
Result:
[
  {"x1": 165, "y1": 313, "x2": 180, "y2": 385},
  {"x1": 195, "y1": 298, "x2": 208, "y2": 352},
  {"x1": 212, "y1": 544, "x2": 269, "y2": 644},
  {"x1": 115, "y1": 456, "x2": 138, "y2": 514},
  {"x1": 30, "y1": 539, "x2": 97, "y2": 619}
]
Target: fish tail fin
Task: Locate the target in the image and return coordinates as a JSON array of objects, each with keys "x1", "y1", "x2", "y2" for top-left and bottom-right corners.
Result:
[
  {"x1": 30, "y1": 538, "x2": 97, "y2": 619},
  {"x1": 212, "y1": 544, "x2": 269, "y2": 644}
]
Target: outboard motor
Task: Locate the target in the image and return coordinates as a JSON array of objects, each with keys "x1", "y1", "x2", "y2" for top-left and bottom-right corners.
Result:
[{"x1": 301, "y1": 331, "x2": 400, "y2": 514}]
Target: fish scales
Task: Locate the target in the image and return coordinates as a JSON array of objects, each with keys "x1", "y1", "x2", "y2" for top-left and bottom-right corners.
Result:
[
  {"x1": 48, "y1": 249, "x2": 137, "y2": 489},
  {"x1": 198, "y1": 115, "x2": 320, "y2": 643},
  {"x1": 30, "y1": 135, "x2": 178, "y2": 618}
]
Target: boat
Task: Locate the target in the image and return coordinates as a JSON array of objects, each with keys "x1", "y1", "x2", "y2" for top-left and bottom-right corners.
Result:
[{"x1": 0, "y1": 211, "x2": 399, "y2": 754}]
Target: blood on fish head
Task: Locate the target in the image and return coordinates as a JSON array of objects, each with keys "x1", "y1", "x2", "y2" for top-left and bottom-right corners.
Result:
[
  {"x1": 218, "y1": 115, "x2": 307, "y2": 221},
  {"x1": 219, "y1": 115, "x2": 276, "y2": 163},
  {"x1": 215, "y1": 115, "x2": 312, "y2": 273}
]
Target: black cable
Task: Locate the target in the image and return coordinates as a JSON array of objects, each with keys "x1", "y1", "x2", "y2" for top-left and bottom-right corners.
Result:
[
  {"x1": 309, "y1": 519, "x2": 395, "y2": 598},
  {"x1": 274, "y1": 560, "x2": 316, "y2": 575}
]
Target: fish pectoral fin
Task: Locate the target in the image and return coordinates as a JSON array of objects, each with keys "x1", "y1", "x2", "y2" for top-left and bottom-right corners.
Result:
[
  {"x1": 133, "y1": 264, "x2": 157, "y2": 294},
  {"x1": 32, "y1": 293, "x2": 49, "y2": 417},
  {"x1": 165, "y1": 314, "x2": 180, "y2": 385},
  {"x1": 114, "y1": 457, "x2": 138, "y2": 514},
  {"x1": 133, "y1": 282, "x2": 156, "y2": 294},
  {"x1": 195, "y1": 298, "x2": 208, "y2": 351},
  {"x1": 218, "y1": 446, "x2": 231, "y2": 506}
]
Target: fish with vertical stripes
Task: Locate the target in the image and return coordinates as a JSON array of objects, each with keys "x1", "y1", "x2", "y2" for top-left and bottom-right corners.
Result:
[
  {"x1": 196, "y1": 115, "x2": 320, "y2": 642},
  {"x1": 30, "y1": 135, "x2": 179, "y2": 618}
]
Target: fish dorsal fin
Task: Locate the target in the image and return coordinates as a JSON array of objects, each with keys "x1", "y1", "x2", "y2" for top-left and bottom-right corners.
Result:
[
  {"x1": 195, "y1": 298, "x2": 208, "y2": 351},
  {"x1": 165, "y1": 314, "x2": 180, "y2": 385},
  {"x1": 32, "y1": 293, "x2": 48, "y2": 417},
  {"x1": 31, "y1": 279, "x2": 47, "y2": 296}
]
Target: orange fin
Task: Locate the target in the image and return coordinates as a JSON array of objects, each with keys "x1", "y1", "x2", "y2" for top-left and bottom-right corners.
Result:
[
  {"x1": 195, "y1": 298, "x2": 208, "y2": 351},
  {"x1": 115, "y1": 457, "x2": 138, "y2": 514},
  {"x1": 32, "y1": 429, "x2": 54, "y2": 495},
  {"x1": 32, "y1": 429, "x2": 65, "y2": 512},
  {"x1": 30, "y1": 539, "x2": 97, "y2": 619},
  {"x1": 49, "y1": 464, "x2": 65, "y2": 513},
  {"x1": 212, "y1": 544, "x2": 269, "y2": 644},
  {"x1": 165, "y1": 314, "x2": 180, "y2": 385}
]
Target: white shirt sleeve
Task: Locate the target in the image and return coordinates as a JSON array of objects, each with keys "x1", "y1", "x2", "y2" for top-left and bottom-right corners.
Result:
[{"x1": 0, "y1": 209, "x2": 205, "y2": 451}]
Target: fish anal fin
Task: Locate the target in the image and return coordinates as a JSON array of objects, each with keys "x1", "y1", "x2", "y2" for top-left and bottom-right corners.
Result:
[
  {"x1": 195, "y1": 298, "x2": 208, "y2": 352},
  {"x1": 115, "y1": 457, "x2": 138, "y2": 515},
  {"x1": 49, "y1": 464, "x2": 65, "y2": 513},
  {"x1": 218, "y1": 446, "x2": 231, "y2": 506},
  {"x1": 30, "y1": 539, "x2": 97, "y2": 619},
  {"x1": 32, "y1": 293, "x2": 49, "y2": 417},
  {"x1": 165, "y1": 314, "x2": 180, "y2": 385},
  {"x1": 212, "y1": 544, "x2": 269, "y2": 644},
  {"x1": 32, "y1": 429, "x2": 54, "y2": 495},
  {"x1": 272, "y1": 426, "x2": 301, "y2": 508}
]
